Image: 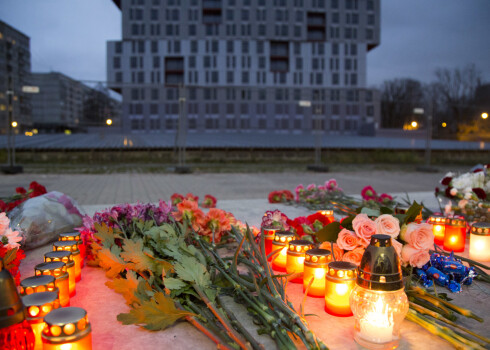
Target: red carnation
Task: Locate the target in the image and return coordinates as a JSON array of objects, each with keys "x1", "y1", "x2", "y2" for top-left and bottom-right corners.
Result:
[
  {"x1": 361, "y1": 186, "x2": 377, "y2": 200},
  {"x1": 472, "y1": 188, "x2": 487, "y2": 200},
  {"x1": 201, "y1": 194, "x2": 217, "y2": 208},
  {"x1": 28, "y1": 181, "x2": 47, "y2": 197},
  {"x1": 378, "y1": 193, "x2": 393, "y2": 205},
  {"x1": 0, "y1": 200, "x2": 6, "y2": 212},
  {"x1": 434, "y1": 187, "x2": 440, "y2": 195},
  {"x1": 171, "y1": 193, "x2": 184, "y2": 206},
  {"x1": 15, "y1": 187, "x2": 26, "y2": 194},
  {"x1": 281, "y1": 190, "x2": 294, "y2": 201},
  {"x1": 185, "y1": 193, "x2": 199, "y2": 202},
  {"x1": 268, "y1": 191, "x2": 283, "y2": 203},
  {"x1": 441, "y1": 177, "x2": 452, "y2": 186}
]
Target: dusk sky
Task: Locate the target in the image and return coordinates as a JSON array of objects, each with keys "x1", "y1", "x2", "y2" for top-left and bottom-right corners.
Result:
[{"x1": 1, "y1": 0, "x2": 489, "y2": 88}]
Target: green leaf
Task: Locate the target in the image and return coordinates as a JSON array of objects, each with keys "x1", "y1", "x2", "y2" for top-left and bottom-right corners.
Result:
[
  {"x1": 403, "y1": 201, "x2": 424, "y2": 225},
  {"x1": 173, "y1": 255, "x2": 211, "y2": 288},
  {"x1": 121, "y1": 239, "x2": 156, "y2": 273},
  {"x1": 93, "y1": 222, "x2": 116, "y2": 247},
  {"x1": 134, "y1": 280, "x2": 153, "y2": 302},
  {"x1": 314, "y1": 222, "x2": 342, "y2": 243},
  {"x1": 117, "y1": 291, "x2": 194, "y2": 331},
  {"x1": 98, "y1": 245, "x2": 127, "y2": 278},
  {"x1": 339, "y1": 215, "x2": 355, "y2": 231},
  {"x1": 360, "y1": 207, "x2": 380, "y2": 217},
  {"x1": 380, "y1": 207, "x2": 394, "y2": 215},
  {"x1": 164, "y1": 277, "x2": 187, "y2": 291}
]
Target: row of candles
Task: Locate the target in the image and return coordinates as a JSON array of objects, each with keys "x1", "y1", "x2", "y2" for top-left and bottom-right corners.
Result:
[{"x1": 9, "y1": 232, "x2": 92, "y2": 350}]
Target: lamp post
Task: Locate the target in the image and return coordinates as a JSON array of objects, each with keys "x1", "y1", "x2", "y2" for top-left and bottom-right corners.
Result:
[
  {"x1": 415, "y1": 104, "x2": 437, "y2": 172},
  {"x1": 482, "y1": 112, "x2": 488, "y2": 120}
]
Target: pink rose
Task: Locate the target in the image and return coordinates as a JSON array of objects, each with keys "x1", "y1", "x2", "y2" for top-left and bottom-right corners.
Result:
[
  {"x1": 401, "y1": 245, "x2": 430, "y2": 268},
  {"x1": 0, "y1": 212, "x2": 9, "y2": 236},
  {"x1": 400, "y1": 223, "x2": 434, "y2": 250},
  {"x1": 342, "y1": 247, "x2": 365, "y2": 266},
  {"x1": 319, "y1": 241, "x2": 343, "y2": 261},
  {"x1": 375, "y1": 214, "x2": 400, "y2": 238},
  {"x1": 391, "y1": 239, "x2": 403, "y2": 258},
  {"x1": 336, "y1": 229, "x2": 359, "y2": 251},
  {"x1": 352, "y1": 214, "x2": 377, "y2": 246}
]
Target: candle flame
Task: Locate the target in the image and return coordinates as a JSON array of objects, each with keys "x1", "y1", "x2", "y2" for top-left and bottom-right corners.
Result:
[
  {"x1": 298, "y1": 257, "x2": 305, "y2": 265},
  {"x1": 60, "y1": 343, "x2": 73, "y2": 350},
  {"x1": 434, "y1": 225, "x2": 443, "y2": 232},
  {"x1": 314, "y1": 268, "x2": 325, "y2": 279},
  {"x1": 474, "y1": 240, "x2": 485, "y2": 251},
  {"x1": 335, "y1": 283, "x2": 349, "y2": 295},
  {"x1": 450, "y1": 236, "x2": 457, "y2": 244},
  {"x1": 364, "y1": 296, "x2": 391, "y2": 328}
]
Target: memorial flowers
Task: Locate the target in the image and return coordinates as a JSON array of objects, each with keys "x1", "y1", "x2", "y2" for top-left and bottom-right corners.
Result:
[
  {"x1": 0, "y1": 212, "x2": 25, "y2": 285},
  {"x1": 0, "y1": 181, "x2": 47, "y2": 213}
]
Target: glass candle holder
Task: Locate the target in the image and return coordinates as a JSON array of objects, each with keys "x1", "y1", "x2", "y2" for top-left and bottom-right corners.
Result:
[
  {"x1": 317, "y1": 209, "x2": 335, "y2": 223},
  {"x1": 41, "y1": 307, "x2": 92, "y2": 350},
  {"x1": 34, "y1": 262, "x2": 69, "y2": 307},
  {"x1": 271, "y1": 231, "x2": 295, "y2": 272},
  {"x1": 443, "y1": 218, "x2": 467, "y2": 253},
  {"x1": 427, "y1": 215, "x2": 447, "y2": 246},
  {"x1": 53, "y1": 241, "x2": 81, "y2": 282},
  {"x1": 303, "y1": 248, "x2": 331, "y2": 297},
  {"x1": 45, "y1": 251, "x2": 76, "y2": 297},
  {"x1": 286, "y1": 240, "x2": 313, "y2": 283},
  {"x1": 324, "y1": 261, "x2": 356, "y2": 316},
  {"x1": 59, "y1": 232, "x2": 85, "y2": 267},
  {"x1": 20, "y1": 275, "x2": 58, "y2": 297},
  {"x1": 469, "y1": 222, "x2": 490, "y2": 261},
  {"x1": 262, "y1": 226, "x2": 279, "y2": 260},
  {"x1": 350, "y1": 234, "x2": 409, "y2": 350},
  {"x1": 22, "y1": 291, "x2": 60, "y2": 350}
]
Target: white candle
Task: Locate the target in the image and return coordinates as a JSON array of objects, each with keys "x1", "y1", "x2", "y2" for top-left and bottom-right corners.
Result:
[{"x1": 359, "y1": 298, "x2": 393, "y2": 343}]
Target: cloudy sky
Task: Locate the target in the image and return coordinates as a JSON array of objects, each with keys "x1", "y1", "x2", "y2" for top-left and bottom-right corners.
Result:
[{"x1": 1, "y1": 0, "x2": 489, "y2": 87}]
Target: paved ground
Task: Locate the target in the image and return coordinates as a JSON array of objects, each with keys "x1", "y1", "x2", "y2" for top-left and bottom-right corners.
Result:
[{"x1": 1, "y1": 170, "x2": 447, "y2": 206}]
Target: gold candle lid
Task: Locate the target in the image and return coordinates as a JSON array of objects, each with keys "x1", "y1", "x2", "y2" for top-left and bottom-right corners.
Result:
[
  {"x1": 34, "y1": 262, "x2": 68, "y2": 280},
  {"x1": 427, "y1": 215, "x2": 447, "y2": 225},
  {"x1": 44, "y1": 251, "x2": 74, "y2": 267},
  {"x1": 22, "y1": 291, "x2": 60, "y2": 320},
  {"x1": 326, "y1": 261, "x2": 357, "y2": 282},
  {"x1": 273, "y1": 231, "x2": 295, "y2": 246},
  {"x1": 20, "y1": 275, "x2": 57, "y2": 296},
  {"x1": 42, "y1": 307, "x2": 91, "y2": 344},
  {"x1": 470, "y1": 222, "x2": 490, "y2": 236},
  {"x1": 53, "y1": 240, "x2": 80, "y2": 255},
  {"x1": 304, "y1": 248, "x2": 331, "y2": 267},
  {"x1": 59, "y1": 232, "x2": 81, "y2": 241},
  {"x1": 447, "y1": 218, "x2": 466, "y2": 227}
]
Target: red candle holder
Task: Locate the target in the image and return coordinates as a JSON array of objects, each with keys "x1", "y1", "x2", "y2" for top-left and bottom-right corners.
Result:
[
  {"x1": 262, "y1": 226, "x2": 279, "y2": 260},
  {"x1": 443, "y1": 218, "x2": 467, "y2": 253},
  {"x1": 427, "y1": 215, "x2": 447, "y2": 246}
]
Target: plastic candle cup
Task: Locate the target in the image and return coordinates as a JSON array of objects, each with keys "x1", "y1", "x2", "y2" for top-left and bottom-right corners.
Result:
[
  {"x1": 303, "y1": 248, "x2": 331, "y2": 297},
  {"x1": 45, "y1": 251, "x2": 76, "y2": 297},
  {"x1": 59, "y1": 232, "x2": 85, "y2": 267},
  {"x1": 41, "y1": 307, "x2": 92, "y2": 350},
  {"x1": 427, "y1": 215, "x2": 447, "y2": 246},
  {"x1": 317, "y1": 209, "x2": 335, "y2": 223},
  {"x1": 324, "y1": 261, "x2": 356, "y2": 316},
  {"x1": 286, "y1": 240, "x2": 313, "y2": 283},
  {"x1": 469, "y1": 222, "x2": 490, "y2": 261},
  {"x1": 20, "y1": 275, "x2": 58, "y2": 297},
  {"x1": 443, "y1": 218, "x2": 467, "y2": 253},
  {"x1": 271, "y1": 231, "x2": 295, "y2": 272},
  {"x1": 34, "y1": 262, "x2": 70, "y2": 307},
  {"x1": 22, "y1": 291, "x2": 60, "y2": 350},
  {"x1": 262, "y1": 226, "x2": 280, "y2": 260},
  {"x1": 350, "y1": 234, "x2": 409, "y2": 350},
  {"x1": 53, "y1": 241, "x2": 82, "y2": 282}
]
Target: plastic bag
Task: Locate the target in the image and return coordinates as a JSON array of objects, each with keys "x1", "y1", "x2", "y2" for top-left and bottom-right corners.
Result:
[{"x1": 8, "y1": 191, "x2": 85, "y2": 250}]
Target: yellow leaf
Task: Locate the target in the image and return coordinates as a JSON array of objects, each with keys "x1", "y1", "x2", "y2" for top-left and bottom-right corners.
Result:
[
  {"x1": 121, "y1": 239, "x2": 155, "y2": 273},
  {"x1": 105, "y1": 271, "x2": 139, "y2": 305},
  {"x1": 98, "y1": 245, "x2": 126, "y2": 279}
]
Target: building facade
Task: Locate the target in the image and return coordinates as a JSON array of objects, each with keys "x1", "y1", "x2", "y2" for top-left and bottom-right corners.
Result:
[
  {"x1": 0, "y1": 20, "x2": 32, "y2": 134},
  {"x1": 107, "y1": 0, "x2": 381, "y2": 134}
]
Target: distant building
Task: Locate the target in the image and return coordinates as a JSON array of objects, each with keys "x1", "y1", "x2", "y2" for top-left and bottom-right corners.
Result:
[
  {"x1": 107, "y1": 0, "x2": 381, "y2": 135},
  {"x1": 30, "y1": 72, "x2": 121, "y2": 133},
  {"x1": 0, "y1": 20, "x2": 32, "y2": 134}
]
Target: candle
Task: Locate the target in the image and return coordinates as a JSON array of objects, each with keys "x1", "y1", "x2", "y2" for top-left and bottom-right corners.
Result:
[
  {"x1": 45, "y1": 251, "x2": 76, "y2": 297},
  {"x1": 358, "y1": 296, "x2": 394, "y2": 344},
  {"x1": 286, "y1": 240, "x2": 313, "y2": 283},
  {"x1": 427, "y1": 215, "x2": 447, "y2": 246},
  {"x1": 469, "y1": 222, "x2": 490, "y2": 261},
  {"x1": 59, "y1": 232, "x2": 85, "y2": 267},
  {"x1": 41, "y1": 307, "x2": 92, "y2": 350},
  {"x1": 22, "y1": 291, "x2": 60, "y2": 350},
  {"x1": 303, "y1": 248, "x2": 331, "y2": 297},
  {"x1": 19, "y1": 275, "x2": 58, "y2": 300},
  {"x1": 271, "y1": 231, "x2": 295, "y2": 272},
  {"x1": 53, "y1": 241, "x2": 82, "y2": 282},
  {"x1": 443, "y1": 218, "x2": 467, "y2": 252},
  {"x1": 34, "y1": 262, "x2": 70, "y2": 307},
  {"x1": 262, "y1": 226, "x2": 279, "y2": 259},
  {"x1": 317, "y1": 209, "x2": 334, "y2": 224},
  {"x1": 324, "y1": 261, "x2": 356, "y2": 316}
]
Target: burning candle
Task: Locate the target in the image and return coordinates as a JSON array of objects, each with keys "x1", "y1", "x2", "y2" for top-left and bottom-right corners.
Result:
[
  {"x1": 271, "y1": 231, "x2": 295, "y2": 272},
  {"x1": 350, "y1": 234, "x2": 408, "y2": 349},
  {"x1": 286, "y1": 240, "x2": 313, "y2": 283},
  {"x1": 317, "y1": 209, "x2": 334, "y2": 223},
  {"x1": 443, "y1": 218, "x2": 467, "y2": 253},
  {"x1": 303, "y1": 248, "x2": 331, "y2": 297},
  {"x1": 34, "y1": 262, "x2": 70, "y2": 307},
  {"x1": 41, "y1": 307, "x2": 92, "y2": 350},
  {"x1": 469, "y1": 222, "x2": 490, "y2": 261},
  {"x1": 20, "y1": 275, "x2": 58, "y2": 297},
  {"x1": 324, "y1": 261, "x2": 356, "y2": 316},
  {"x1": 262, "y1": 226, "x2": 279, "y2": 259},
  {"x1": 59, "y1": 232, "x2": 85, "y2": 267},
  {"x1": 22, "y1": 291, "x2": 60, "y2": 350},
  {"x1": 427, "y1": 215, "x2": 447, "y2": 246},
  {"x1": 53, "y1": 240, "x2": 81, "y2": 282},
  {"x1": 45, "y1": 251, "x2": 76, "y2": 297}
]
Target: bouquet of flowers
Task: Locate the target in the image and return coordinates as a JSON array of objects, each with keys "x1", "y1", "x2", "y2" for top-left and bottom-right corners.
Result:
[
  {"x1": 0, "y1": 181, "x2": 47, "y2": 213},
  {"x1": 436, "y1": 165, "x2": 490, "y2": 221},
  {"x1": 171, "y1": 192, "x2": 217, "y2": 208},
  {"x1": 0, "y1": 212, "x2": 25, "y2": 285}
]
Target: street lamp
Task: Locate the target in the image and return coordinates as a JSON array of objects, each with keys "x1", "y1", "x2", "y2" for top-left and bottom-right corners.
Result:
[
  {"x1": 411, "y1": 121, "x2": 418, "y2": 129},
  {"x1": 482, "y1": 112, "x2": 488, "y2": 120},
  {"x1": 11, "y1": 121, "x2": 18, "y2": 128},
  {"x1": 106, "y1": 118, "x2": 113, "y2": 126},
  {"x1": 442, "y1": 122, "x2": 447, "y2": 128}
]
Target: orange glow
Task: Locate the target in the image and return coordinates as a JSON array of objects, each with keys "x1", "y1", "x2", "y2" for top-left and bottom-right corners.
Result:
[
  {"x1": 469, "y1": 234, "x2": 490, "y2": 261},
  {"x1": 335, "y1": 283, "x2": 349, "y2": 296},
  {"x1": 443, "y1": 224, "x2": 466, "y2": 253},
  {"x1": 263, "y1": 228, "x2": 278, "y2": 259},
  {"x1": 42, "y1": 334, "x2": 92, "y2": 350},
  {"x1": 286, "y1": 255, "x2": 306, "y2": 283},
  {"x1": 303, "y1": 267, "x2": 327, "y2": 297},
  {"x1": 31, "y1": 321, "x2": 45, "y2": 350},
  {"x1": 432, "y1": 224, "x2": 445, "y2": 246},
  {"x1": 29, "y1": 306, "x2": 40, "y2": 317},
  {"x1": 271, "y1": 245, "x2": 288, "y2": 271}
]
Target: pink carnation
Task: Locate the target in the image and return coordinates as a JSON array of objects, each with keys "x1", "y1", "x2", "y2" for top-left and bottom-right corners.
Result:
[
  {"x1": 401, "y1": 245, "x2": 430, "y2": 268},
  {"x1": 352, "y1": 214, "x2": 377, "y2": 246},
  {"x1": 325, "y1": 179, "x2": 338, "y2": 191},
  {"x1": 306, "y1": 183, "x2": 316, "y2": 191},
  {"x1": 336, "y1": 228, "x2": 359, "y2": 251},
  {"x1": 361, "y1": 186, "x2": 377, "y2": 200}
]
